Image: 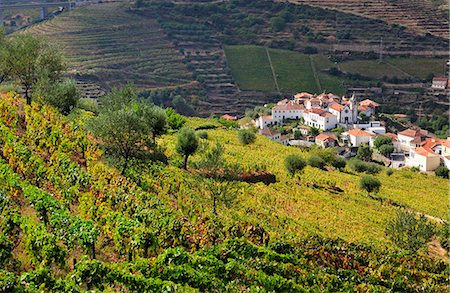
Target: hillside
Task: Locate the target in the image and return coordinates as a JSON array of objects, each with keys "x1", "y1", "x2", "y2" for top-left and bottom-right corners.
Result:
[
  {"x1": 23, "y1": 2, "x2": 194, "y2": 96},
  {"x1": 285, "y1": 0, "x2": 449, "y2": 39},
  {"x1": 0, "y1": 92, "x2": 448, "y2": 291}
]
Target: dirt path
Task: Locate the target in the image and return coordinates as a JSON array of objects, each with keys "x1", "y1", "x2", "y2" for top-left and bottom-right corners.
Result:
[
  {"x1": 309, "y1": 55, "x2": 322, "y2": 92},
  {"x1": 265, "y1": 47, "x2": 280, "y2": 94}
]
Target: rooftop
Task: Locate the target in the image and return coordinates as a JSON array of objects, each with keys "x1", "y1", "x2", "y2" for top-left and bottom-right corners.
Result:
[{"x1": 347, "y1": 128, "x2": 373, "y2": 137}]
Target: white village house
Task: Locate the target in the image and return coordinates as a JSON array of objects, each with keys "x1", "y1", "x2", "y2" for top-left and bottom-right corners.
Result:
[{"x1": 344, "y1": 128, "x2": 375, "y2": 147}]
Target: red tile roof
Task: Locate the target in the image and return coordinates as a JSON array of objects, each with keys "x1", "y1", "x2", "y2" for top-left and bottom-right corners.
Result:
[
  {"x1": 222, "y1": 114, "x2": 237, "y2": 120},
  {"x1": 347, "y1": 129, "x2": 373, "y2": 137},
  {"x1": 432, "y1": 77, "x2": 448, "y2": 82},
  {"x1": 294, "y1": 92, "x2": 313, "y2": 99},
  {"x1": 277, "y1": 99, "x2": 289, "y2": 105},
  {"x1": 384, "y1": 133, "x2": 398, "y2": 141},
  {"x1": 329, "y1": 103, "x2": 344, "y2": 111},
  {"x1": 360, "y1": 99, "x2": 379, "y2": 107},
  {"x1": 414, "y1": 147, "x2": 438, "y2": 157},
  {"x1": 259, "y1": 128, "x2": 279, "y2": 137},
  {"x1": 398, "y1": 129, "x2": 419, "y2": 138},
  {"x1": 260, "y1": 115, "x2": 273, "y2": 121},
  {"x1": 316, "y1": 133, "x2": 337, "y2": 141},
  {"x1": 272, "y1": 104, "x2": 305, "y2": 111}
]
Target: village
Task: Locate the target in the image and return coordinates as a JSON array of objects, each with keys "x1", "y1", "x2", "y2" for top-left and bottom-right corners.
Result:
[{"x1": 227, "y1": 91, "x2": 450, "y2": 174}]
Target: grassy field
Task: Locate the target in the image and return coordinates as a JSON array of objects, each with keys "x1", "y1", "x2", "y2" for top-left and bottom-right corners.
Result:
[
  {"x1": 224, "y1": 45, "x2": 276, "y2": 92},
  {"x1": 23, "y1": 2, "x2": 193, "y2": 90},
  {"x1": 269, "y1": 49, "x2": 318, "y2": 93},
  {"x1": 340, "y1": 58, "x2": 446, "y2": 79},
  {"x1": 225, "y1": 45, "x2": 446, "y2": 96},
  {"x1": 225, "y1": 45, "x2": 346, "y2": 95}
]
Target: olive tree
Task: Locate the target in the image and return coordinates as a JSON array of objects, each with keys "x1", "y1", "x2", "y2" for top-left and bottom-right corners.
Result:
[
  {"x1": 8, "y1": 34, "x2": 64, "y2": 105},
  {"x1": 176, "y1": 127, "x2": 199, "y2": 170}
]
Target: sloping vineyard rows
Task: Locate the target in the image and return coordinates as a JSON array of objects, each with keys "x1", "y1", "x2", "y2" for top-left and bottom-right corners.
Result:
[
  {"x1": 24, "y1": 2, "x2": 193, "y2": 96},
  {"x1": 285, "y1": 0, "x2": 449, "y2": 39}
]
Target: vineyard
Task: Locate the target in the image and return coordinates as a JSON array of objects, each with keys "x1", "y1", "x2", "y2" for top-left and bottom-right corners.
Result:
[
  {"x1": 0, "y1": 92, "x2": 448, "y2": 291},
  {"x1": 285, "y1": 0, "x2": 449, "y2": 39},
  {"x1": 23, "y1": 2, "x2": 193, "y2": 95}
]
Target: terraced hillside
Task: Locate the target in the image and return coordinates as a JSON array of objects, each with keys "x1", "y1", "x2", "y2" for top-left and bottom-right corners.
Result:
[
  {"x1": 286, "y1": 0, "x2": 449, "y2": 39},
  {"x1": 24, "y1": 2, "x2": 193, "y2": 95}
]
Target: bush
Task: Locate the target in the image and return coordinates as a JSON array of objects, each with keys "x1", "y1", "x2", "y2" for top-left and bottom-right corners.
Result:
[
  {"x1": 379, "y1": 144, "x2": 394, "y2": 157},
  {"x1": 374, "y1": 136, "x2": 392, "y2": 149},
  {"x1": 356, "y1": 144, "x2": 372, "y2": 162},
  {"x1": 435, "y1": 166, "x2": 449, "y2": 179},
  {"x1": 195, "y1": 124, "x2": 218, "y2": 130},
  {"x1": 331, "y1": 156, "x2": 346, "y2": 170},
  {"x1": 359, "y1": 175, "x2": 381, "y2": 195},
  {"x1": 385, "y1": 210, "x2": 435, "y2": 251},
  {"x1": 386, "y1": 169, "x2": 394, "y2": 176},
  {"x1": 284, "y1": 155, "x2": 306, "y2": 177},
  {"x1": 238, "y1": 129, "x2": 256, "y2": 145},
  {"x1": 348, "y1": 159, "x2": 381, "y2": 174},
  {"x1": 197, "y1": 131, "x2": 208, "y2": 139},
  {"x1": 166, "y1": 108, "x2": 186, "y2": 130},
  {"x1": 308, "y1": 155, "x2": 326, "y2": 170}
]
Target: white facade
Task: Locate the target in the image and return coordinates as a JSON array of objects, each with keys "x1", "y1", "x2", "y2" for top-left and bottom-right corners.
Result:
[
  {"x1": 406, "y1": 148, "x2": 441, "y2": 171},
  {"x1": 346, "y1": 129, "x2": 374, "y2": 147},
  {"x1": 271, "y1": 105, "x2": 304, "y2": 123},
  {"x1": 304, "y1": 109, "x2": 337, "y2": 131},
  {"x1": 398, "y1": 133, "x2": 416, "y2": 152},
  {"x1": 256, "y1": 116, "x2": 273, "y2": 130}
]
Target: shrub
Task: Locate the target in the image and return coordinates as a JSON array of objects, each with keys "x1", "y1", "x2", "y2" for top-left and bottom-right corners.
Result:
[
  {"x1": 308, "y1": 155, "x2": 326, "y2": 170},
  {"x1": 166, "y1": 108, "x2": 186, "y2": 130},
  {"x1": 379, "y1": 144, "x2": 394, "y2": 157},
  {"x1": 284, "y1": 155, "x2": 306, "y2": 177},
  {"x1": 348, "y1": 159, "x2": 381, "y2": 174},
  {"x1": 197, "y1": 131, "x2": 208, "y2": 139},
  {"x1": 356, "y1": 144, "x2": 372, "y2": 162},
  {"x1": 195, "y1": 124, "x2": 217, "y2": 130},
  {"x1": 374, "y1": 136, "x2": 392, "y2": 149},
  {"x1": 435, "y1": 166, "x2": 449, "y2": 179},
  {"x1": 331, "y1": 156, "x2": 346, "y2": 170},
  {"x1": 385, "y1": 210, "x2": 435, "y2": 251},
  {"x1": 359, "y1": 176, "x2": 381, "y2": 195},
  {"x1": 238, "y1": 129, "x2": 256, "y2": 145},
  {"x1": 386, "y1": 169, "x2": 394, "y2": 176}
]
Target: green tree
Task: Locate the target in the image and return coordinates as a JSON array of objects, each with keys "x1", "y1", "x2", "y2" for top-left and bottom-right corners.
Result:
[
  {"x1": 203, "y1": 179, "x2": 236, "y2": 216},
  {"x1": 359, "y1": 175, "x2": 381, "y2": 195},
  {"x1": 385, "y1": 210, "x2": 435, "y2": 251},
  {"x1": 284, "y1": 155, "x2": 306, "y2": 177},
  {"x1": 176, "y1": 127, "x2": 199, "y2": 170},
  {"x1": 308, "y1": 155, "x2": 326, "y2": 169},
  {"x1": 308, "y1": 126, "x2": 319, "y2": 137},
  {"x1": 35, "y1": 78, "x2": 80, "y2": 114},
  {"x1": 0, "y1": 27, "x2": 12, "y2": 84},
  {"x1": 373, "y1": 136, "x2": 392, "y2": 149},
  {"x1": 166, "y1": 107, "x2": 186, "y2": 130},
  {"x1": 331, "y1": 156, "x2": 346, "y2": 170},
  {"x1": 89, "y1": 87, "x2": 167, "y2": 174},
  {"x1": 356, "y1": 144, "x2": 372, "y2": 162},
  {"x1": 8, "y1": 34, "x2": 64, "y2": 105},
  {"x1": 379, "y1": 144, "x2": 394, "y2": 157},
  {"x1": 238, "y1": 129, "x2": 256, "y2": 145},
  {"x1": 435, "y1": 166, "x2": 449, "y2": 179}
]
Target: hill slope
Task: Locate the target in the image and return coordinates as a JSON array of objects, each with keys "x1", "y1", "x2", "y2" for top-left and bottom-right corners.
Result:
[
  {"x1": 285, "y1": 0, "x2": 449, "y2": 39},
  {"x1": 0, "y1": 92, "x2": 448, "y2": 291},
  {"x1": 24, "y1": 2, "x2": 193, "y2": 94}
]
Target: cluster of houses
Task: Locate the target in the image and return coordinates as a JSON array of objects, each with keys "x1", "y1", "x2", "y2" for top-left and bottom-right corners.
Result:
[{"x1": 251, "y1": 91, "x2": 450, "y2": 173}]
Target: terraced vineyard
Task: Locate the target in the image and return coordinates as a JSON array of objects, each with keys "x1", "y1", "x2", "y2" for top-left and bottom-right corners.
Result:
[
  {"x1": 286, "y1": 0, "x2": 449, "y2": 39},
  {"x1": 24, "y1": 2, "x2": 193, "y2": 95}
]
